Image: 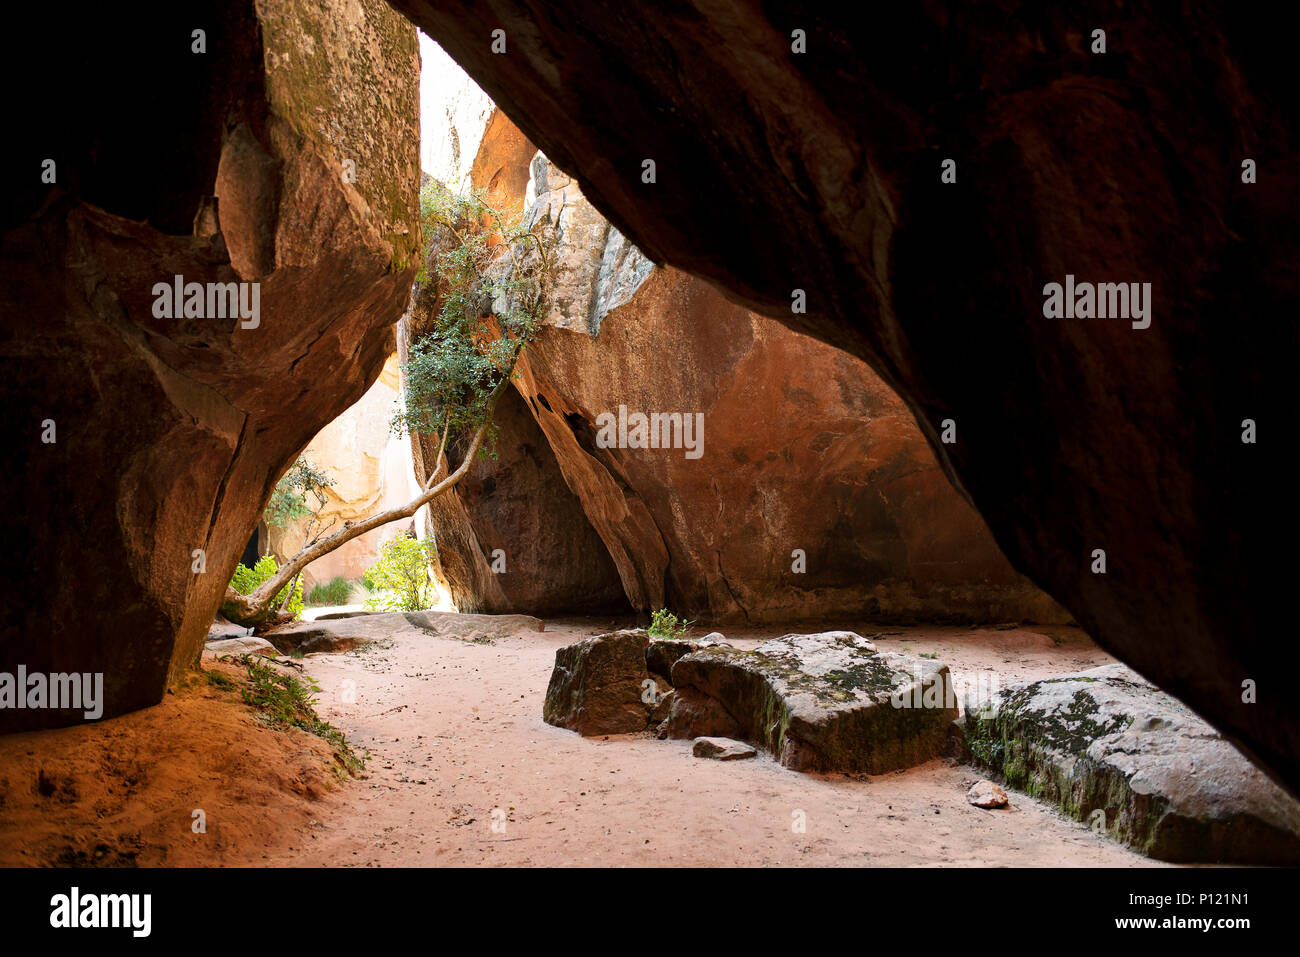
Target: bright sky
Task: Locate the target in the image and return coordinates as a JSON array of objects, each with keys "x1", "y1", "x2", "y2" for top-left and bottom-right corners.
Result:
[{"x1": 418, "y1": 32, "x2": 493, "y2": 188}]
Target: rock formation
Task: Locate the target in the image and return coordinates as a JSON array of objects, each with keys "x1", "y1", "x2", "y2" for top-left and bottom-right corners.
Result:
[
  {"x1": 963, "y1": 664, "x2": 1300, "y2": 863},
  {"x1": 0, "y1": 1, "x2": 420, "y2": 730},
  {"x1": 419, "y1": 112, "x2": 1067, "y2": 625},
  {"x1": 394, "y1": 2, "x2": 1299, "y2": 792},
  {"x1": 664, "y1": 631, "x2": 958, "y2": 774}
]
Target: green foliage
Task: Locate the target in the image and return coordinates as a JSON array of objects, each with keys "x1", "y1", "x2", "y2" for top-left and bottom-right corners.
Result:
[
  {"x1": 229, "y1": 554, "x2": 304, "y2": 620},
  {"x1": 306, "y1": 576, "x2": 354, "y2": 607},
  {"x1": 234, "y1": 655, "x2": 365, "y2": 777},
  {"x1": 363, "y1": 533, "x2": 437, "y2": 613},
  {"x1": 396, "y1": 182, "x2": 551, "y2": 458},
  {"x1": 265, "y1": 458, "x2": 335, "y2": 530},
  {"x1": 648, "y1": 608, "x2": 693, "y2": 641}
]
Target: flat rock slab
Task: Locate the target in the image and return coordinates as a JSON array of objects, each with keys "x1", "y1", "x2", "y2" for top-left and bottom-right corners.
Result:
[
  {"x1": 207, "y1": 617, "x2": 252, "y2": 641},
  {"x1": 693, "y1": 737, "x2": 757, "y2": 761},
  {"x1": 204, "y1": 636, "x2": 279, "y2": 657},
  {"x1": 266, "y1": 611, "x2": 544, "y2": 654},
  {"x1": 963, "y1": 664, "x2": 1300, "y2": 863},
  {"x1": 665, "y1": 631, "x2": 958, "y2": 774},
  {"x1": 403, "y1": 611, "x2": 544, "y2": 641}
]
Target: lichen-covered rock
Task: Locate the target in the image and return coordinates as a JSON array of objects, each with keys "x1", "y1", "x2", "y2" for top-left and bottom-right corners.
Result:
[
  {"x1": 543, "y1": 629, "x2": 653, "y2": 736},
  {"x1": 963, "y1": 665, "x2": 1300, "y2": 863},
  {"x1": 666, "y1": 631, "x2": 958, "y2": 773}
]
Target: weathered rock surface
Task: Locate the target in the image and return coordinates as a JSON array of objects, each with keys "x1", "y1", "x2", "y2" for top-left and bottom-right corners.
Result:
[
  {"x1": 1, "y1": 1, "x2": 419, "y2": 731},
  {"x1": 266, "y1": 609, "x2": 541, "y2": 655},
  {"x1": 208, "y1": 617, "x2": 253, "y2": 641},
  {"x1": 543, "y1": 629, "x2": 653, "y2": 736},
  {"x1": 693, "y1": 737, "x2": 758, "y2": 761},
  {"x1": 665, "y1": 632, "x2": 958, "y2": 773},
  {"x1": 543, "y1": 629, "x2": 714, "y2": 736},
  {"x1": 400, "y1": 117, "x2": 629, "y2": 617},
  {"x1": 402, "y1": 610, "x2": 544, "y2": 641},
  {"x1": 397, "y1": 2, "x2": 1298, "y2": 793},
  {"x1": 963, "y1": 665, "x2": 1300, "y2": 863},
  {"x1": 423, "y1": 110, "x2": 1067, "y2": 626},
  {"x1": 204, "y1": 636, "x2": 280, "y2": 657}
]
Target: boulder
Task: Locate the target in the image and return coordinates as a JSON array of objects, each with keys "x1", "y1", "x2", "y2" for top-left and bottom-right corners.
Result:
[
  {"x1": 646, "y1": 638, "x2": 710, "y2": 683},
  {"x1": 543, "y1": 629, "x2": 653, "y2": 736},
  {"x1": 1, "y1": 0, "x2": 419, "y2": 731},
  {"x1": 665, "y1": 631, "x2": 958, "y2": 773},
  {"x1": 395, "y1": 1, "x2": 1299, "y2": 794},
  {"x1": 964, "y1": 665, "x2": 1300, "y2": 863},
  {"x1": 693, "y1": 737, "x2": 758, "y2": 761}
]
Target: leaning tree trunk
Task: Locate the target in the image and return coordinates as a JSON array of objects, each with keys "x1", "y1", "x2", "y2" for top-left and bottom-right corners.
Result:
[{"x1": 220, "y1": 380, "x2": 506, "y2": 627}]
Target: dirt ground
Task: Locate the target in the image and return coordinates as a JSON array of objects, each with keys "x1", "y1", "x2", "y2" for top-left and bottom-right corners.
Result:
[{"x1": 0, "y1": 619, "x2": 1165, "y2": 867}]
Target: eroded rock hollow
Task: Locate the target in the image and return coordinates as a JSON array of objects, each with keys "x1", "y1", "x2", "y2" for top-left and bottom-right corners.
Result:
[
  {"x1": 393, "y1": 1, "x2": 1298, "y2": 793},
  {"x1": 413, "y1": 111, "x2": 1068, "y2": 627},
  {"x1": 0, "y1": 0, "x2": 420, "y2": 729}
]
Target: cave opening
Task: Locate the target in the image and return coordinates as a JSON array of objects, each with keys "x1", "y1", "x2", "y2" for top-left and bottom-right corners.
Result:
[{"x1": 1, "y1": 1, "x2": 1294, "y2": 877}]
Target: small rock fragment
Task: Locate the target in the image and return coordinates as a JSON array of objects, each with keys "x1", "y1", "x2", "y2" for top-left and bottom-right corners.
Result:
[{"x1": 967, "y1": 780, "x2": 1009, "y2": 808}]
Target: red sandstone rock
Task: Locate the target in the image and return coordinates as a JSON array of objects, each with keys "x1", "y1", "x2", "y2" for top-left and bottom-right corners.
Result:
[{"x1": 0, "y1": 1, "x2": 420, "y2": 730}]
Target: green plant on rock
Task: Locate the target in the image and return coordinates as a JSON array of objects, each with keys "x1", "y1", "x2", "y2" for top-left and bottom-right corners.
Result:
[
  {"x1": 648, "y1": 608, "x2": 693, "y2": 640},
  {"x1": 363, "y1": 533, "x2": 438, "y2": 613},
  {"x1": 229, "y1": 555, "x2": 303, "y2": 620}
]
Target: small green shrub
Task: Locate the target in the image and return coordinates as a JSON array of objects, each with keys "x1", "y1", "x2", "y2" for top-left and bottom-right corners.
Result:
[
  {"x1": 648, "y1": 608, "x2": 692, "y2": 640},
  {"x1": 234, "y1": 655, "x2": 365, "y2": 777},
  {"x1": 307, "y1": 577, "x2": 354, "y2": 607},
  {"x1": 363, "y1": 534, "x2": 437, "y2": 613},
  {"x1": 229, "y1": 554, "x2": 303, "y2": 620}
]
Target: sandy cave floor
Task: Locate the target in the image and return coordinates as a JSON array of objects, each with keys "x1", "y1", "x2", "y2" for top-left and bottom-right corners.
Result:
[{"x1": 0, "y1": 619, "x2": 1165, "y2": 868}]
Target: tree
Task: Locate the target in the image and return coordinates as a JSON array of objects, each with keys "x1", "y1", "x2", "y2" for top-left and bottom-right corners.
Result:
[{"x1": 220, "y1": 182, "x2": 551, "y2": 627}]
